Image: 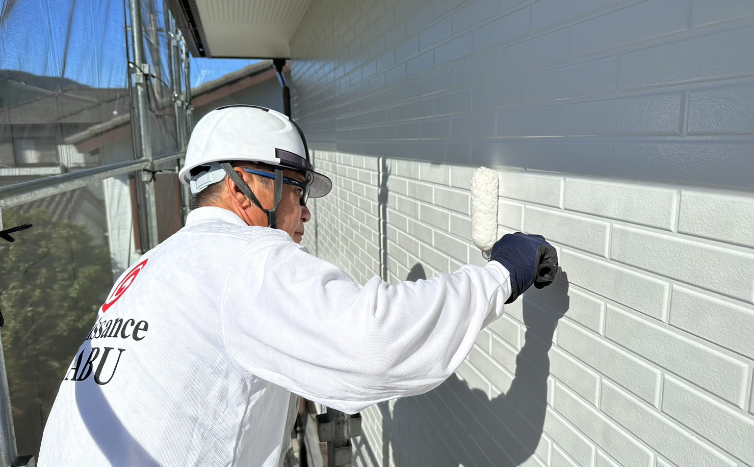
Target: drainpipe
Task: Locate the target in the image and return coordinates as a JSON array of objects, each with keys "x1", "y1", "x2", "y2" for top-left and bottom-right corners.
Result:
[
  {"x1": 272, "y1": 59, "x2": 364, "y2": 465},
  {"x1": 272, "y1": 59, "x2": 291, "y2": 119},
  {"x1": 378, "y1": 157, "x2": 388, "y2": 282}
]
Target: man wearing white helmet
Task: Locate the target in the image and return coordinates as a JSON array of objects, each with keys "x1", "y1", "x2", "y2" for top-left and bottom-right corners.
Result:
[
  {"x1": 179, "y1": 105, "x2": 333, "y2": 239},
  {"x1": 39, "y1": 105, "x2": 558, "y2": 466}
]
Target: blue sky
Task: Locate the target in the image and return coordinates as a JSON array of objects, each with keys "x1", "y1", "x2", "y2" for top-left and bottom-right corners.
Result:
[
  {"x1": 190, "y1": 58, "x2": 260, "y2": 89},
  {"x1": 0, "y1": 0, "x2": 257, "y2": 89}
]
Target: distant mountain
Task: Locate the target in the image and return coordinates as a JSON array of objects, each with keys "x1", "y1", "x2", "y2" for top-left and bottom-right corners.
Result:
[{"x1": 0, "y1": 70, "x2": 91, "y2": 109}]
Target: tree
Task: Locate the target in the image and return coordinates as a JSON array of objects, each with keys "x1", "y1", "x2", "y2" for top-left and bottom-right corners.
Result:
[{"x1": 0, "y1": 208, "x2": 112, "y2": 458}]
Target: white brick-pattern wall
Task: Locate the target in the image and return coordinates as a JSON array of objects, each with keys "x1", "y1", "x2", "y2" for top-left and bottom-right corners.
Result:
[
  {"x1": 291, "y1": 0, "x2": 754, "y2": 465},
  {"x1": 302, "y1": 150, "x2": 383, "y2": 283}
]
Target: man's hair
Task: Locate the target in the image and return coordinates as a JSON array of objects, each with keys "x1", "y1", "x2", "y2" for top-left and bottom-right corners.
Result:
[{"x1": 191, "y1": 161, "x2": 274, "y2": 209}]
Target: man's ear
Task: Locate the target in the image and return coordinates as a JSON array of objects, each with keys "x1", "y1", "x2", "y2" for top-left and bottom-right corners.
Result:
[
  {"x1": 226, "y1": 168, "x2": 269, "y2": 211},
  {"x1": 225, "y1": 169, "x2": 252, "y2": 209}
]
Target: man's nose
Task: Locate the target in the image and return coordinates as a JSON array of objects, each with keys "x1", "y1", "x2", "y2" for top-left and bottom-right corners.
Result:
[{"x1": 301, "y1": 204, "x2": 312, "y2": 222}]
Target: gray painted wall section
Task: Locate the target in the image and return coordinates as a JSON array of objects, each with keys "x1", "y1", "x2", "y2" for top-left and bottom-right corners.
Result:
[
  {"x1": 293, "y1": 0, "x2": 754, "y2": 192},
  {"x1": 292, "y1": 0, "x2": 754, "y2": 466}
]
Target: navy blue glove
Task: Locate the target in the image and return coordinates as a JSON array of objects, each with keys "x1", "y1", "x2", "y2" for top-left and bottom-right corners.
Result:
[{"x1": 490, "y1": 232, "x2": 558, "y2": 304}]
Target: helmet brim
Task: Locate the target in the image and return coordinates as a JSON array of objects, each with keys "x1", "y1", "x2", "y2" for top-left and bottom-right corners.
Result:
[{"x1": 309, "y1": 171, "x2": 332, "y2": 198}]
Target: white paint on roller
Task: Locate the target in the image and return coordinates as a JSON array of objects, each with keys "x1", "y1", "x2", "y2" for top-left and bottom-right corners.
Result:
[{"x1": 471, "y1": 167, "x2": 499, "y2": 252}]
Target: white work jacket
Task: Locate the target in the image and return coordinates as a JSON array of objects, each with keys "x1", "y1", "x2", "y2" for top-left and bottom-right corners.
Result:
[{"x1": 38, "y1": 207, "x2": 511, "y2": 466}]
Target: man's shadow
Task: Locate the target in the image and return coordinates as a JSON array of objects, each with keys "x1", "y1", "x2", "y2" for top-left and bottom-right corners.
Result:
[{"x1": 380, "y1": 263, "x2": 570, "y2": 466}]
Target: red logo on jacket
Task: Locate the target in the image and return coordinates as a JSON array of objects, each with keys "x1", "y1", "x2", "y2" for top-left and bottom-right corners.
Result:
[{"x1": 102, "y1": 259, "x2": 148, "y2": 312}]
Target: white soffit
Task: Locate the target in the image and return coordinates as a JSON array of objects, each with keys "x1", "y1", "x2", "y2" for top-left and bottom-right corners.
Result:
[{"x1": 194, "y1": 0, "x2": 312, "y2": 58}]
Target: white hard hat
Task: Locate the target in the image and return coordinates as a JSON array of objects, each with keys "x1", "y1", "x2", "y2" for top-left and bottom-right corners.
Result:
[{"x1": 179, "y1": 105, "x2": 331, "y2": 197}]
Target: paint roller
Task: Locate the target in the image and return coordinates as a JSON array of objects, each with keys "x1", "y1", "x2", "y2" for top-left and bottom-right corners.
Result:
[
  {"x1": 470, "y1": 167, "x2": 499, "y2": 261},
  {"x1": 470, "y1": 167, "x2": 556, "y2": 283}
]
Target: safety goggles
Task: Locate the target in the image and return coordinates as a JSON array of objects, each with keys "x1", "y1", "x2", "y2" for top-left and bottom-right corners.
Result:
[{"x1": 242, "y1": 168, "x2": 311, "y2": 206}]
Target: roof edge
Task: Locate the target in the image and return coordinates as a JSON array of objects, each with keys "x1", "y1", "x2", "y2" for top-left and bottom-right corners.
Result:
[{"x1": 164, "y1": 0, "x2": 210, "y2": 57}]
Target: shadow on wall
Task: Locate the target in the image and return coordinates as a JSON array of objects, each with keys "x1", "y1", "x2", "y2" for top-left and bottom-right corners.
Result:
[{"x1": 381, "y1": 263, "x2": 570, "y2": 467}]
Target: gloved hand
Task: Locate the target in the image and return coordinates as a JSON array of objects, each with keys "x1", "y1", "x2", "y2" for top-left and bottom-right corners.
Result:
[{"x1": 490, "y1": 232, "x2": 558, "y2": 304}]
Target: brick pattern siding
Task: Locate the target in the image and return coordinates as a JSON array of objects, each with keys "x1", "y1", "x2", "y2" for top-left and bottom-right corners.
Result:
[{"x1": 293, "y1": 1, "x2": 754, "y2": 466}]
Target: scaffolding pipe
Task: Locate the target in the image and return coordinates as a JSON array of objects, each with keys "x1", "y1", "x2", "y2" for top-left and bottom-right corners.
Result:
[
  {"x1": 166, "y1": 17, "x2": 180, "y2": 146},
  {"x1": 128, "y1": 0, "x2": 160, "y2": 251},
  {"x1": 0, "y1": 153, "x2": 184, "y2": 210},
  {"x1": 166, "y1": 16, "x2": 191, "y2": 221},
  {"x1": 0, "y1": 333, "x2": 18, "y2": 467},
  {"x1": 184, "y1": 44, "x2": 193, "y2": 131},
  {"x1": 181, "y1": 36, "x2": 194, "y2": 218},
  {"x1": 167, "y1": 18, "x2": 186, "y2": 150},
  {"x1": 316, "y1": 408, "x2": 361, "y2": 467}
]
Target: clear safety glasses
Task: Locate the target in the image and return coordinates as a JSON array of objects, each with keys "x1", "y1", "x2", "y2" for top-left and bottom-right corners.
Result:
[{"x1": 242, "y1": 168, "x2": 311, "y2": 206}]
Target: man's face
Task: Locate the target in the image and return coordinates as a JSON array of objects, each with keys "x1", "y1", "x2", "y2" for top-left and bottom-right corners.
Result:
[{"x1": 236, "y1": 166, "x2": 311, "y2": 243}]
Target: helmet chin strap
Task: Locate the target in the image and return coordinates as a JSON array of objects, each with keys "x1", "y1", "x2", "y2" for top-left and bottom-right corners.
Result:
[{"x1": 221, "y1": 163, "x2": 284, "y2": 229}]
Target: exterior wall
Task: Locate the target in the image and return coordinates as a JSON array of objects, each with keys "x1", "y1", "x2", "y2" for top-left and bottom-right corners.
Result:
[
  {"x1": 302, "y1": 150, "x2": 384, "y2": 283},
  {"x1": 292, "y1": 1, "x2": 754, "y2": 466},
  {"x1": 101, "y1": 137, "x2": 139, "y2": 279}
]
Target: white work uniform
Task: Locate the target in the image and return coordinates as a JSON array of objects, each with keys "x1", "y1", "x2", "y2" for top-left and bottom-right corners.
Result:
[{"x1": 38, "y1": 207, "x2": 511, "y2": 466}]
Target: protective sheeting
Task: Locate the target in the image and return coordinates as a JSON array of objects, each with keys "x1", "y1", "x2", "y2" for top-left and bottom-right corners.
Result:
[
  {"x1": 126, "y1": 0, "x2": 186, "y2": 157},
  {"x1": 1, "y1": 177, "x2": 184, "y2": 459},
  {"x1": 0, "y1": 184, "x2": 128, "y2": 458},
  {"x1": 0, "y1": 0, "x2": 188, "y2": 177},
  {"x1": 0, "y1": 0, "x2": 129, "y2": 175},
  {"x1": 0, "y1": 0, "x2": 187, "y2": 459}
]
